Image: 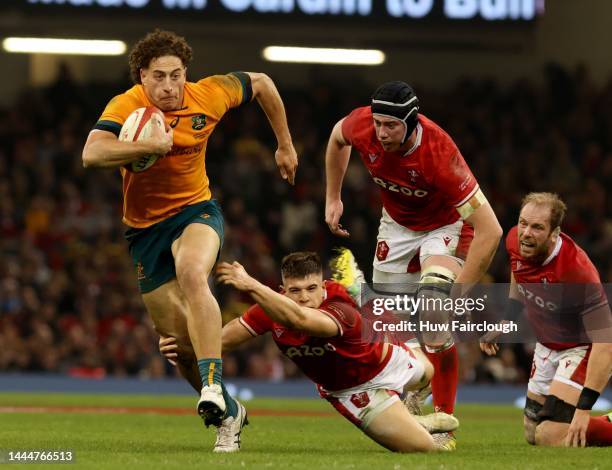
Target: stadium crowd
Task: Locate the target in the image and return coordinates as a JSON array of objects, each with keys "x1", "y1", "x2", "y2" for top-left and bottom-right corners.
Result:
[{"x1": 0, "y1": 62, "x2": 610, "y2": 382}]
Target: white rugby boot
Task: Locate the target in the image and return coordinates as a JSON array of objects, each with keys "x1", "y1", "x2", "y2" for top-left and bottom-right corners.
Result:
[
  {"x1": 213, "y1": 401, "x2": 249, "y2": 453},
  {"x1": 413, "y1": 412, "x2": 459, "y2": 434}
]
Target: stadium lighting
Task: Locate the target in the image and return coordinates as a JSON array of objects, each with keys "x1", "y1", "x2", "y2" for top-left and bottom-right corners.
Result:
[
  {"x1": 2, "y1": 38, "x2": 127, "y2": 56},
  {"x1": 262, "y1": 46, "x2": 385, "y2": 66}
]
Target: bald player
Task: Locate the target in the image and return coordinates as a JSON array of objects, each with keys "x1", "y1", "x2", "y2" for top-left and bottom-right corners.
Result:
[{"x1": 81, "y1": 29, "x2": 298, "y2": 444}]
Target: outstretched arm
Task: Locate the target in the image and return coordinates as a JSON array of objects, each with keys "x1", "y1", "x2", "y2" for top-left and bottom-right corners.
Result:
[
  {"x1": 247, "y1": 72, "x2": 298, "y2": 185},
  {"x1": 325, "y1": 119, "x2": 352, "y2": 237},
  {"x1": 217, "y1": 262, "x2": 339, "y2": 337}
]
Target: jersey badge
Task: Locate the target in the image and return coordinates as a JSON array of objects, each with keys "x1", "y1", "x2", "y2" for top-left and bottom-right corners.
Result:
[
  {"x1": 192, "y1": 114, "x2": 207, "y2": 130},
  {"x1": 376, "y1": 241, "x2": 389, "y2": 261},
  {"x1": 350, "y1": 392, "x2": 370, "y2": 409}
]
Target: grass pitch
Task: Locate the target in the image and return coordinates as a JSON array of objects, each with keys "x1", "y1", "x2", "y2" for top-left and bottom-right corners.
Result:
[{"x1": 0, "y1": 392, "x2": 608, "y2": 469}]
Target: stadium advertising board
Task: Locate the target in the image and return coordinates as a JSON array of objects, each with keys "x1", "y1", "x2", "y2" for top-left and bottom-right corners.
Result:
[{"x1": 10, "y1": 0, "x2": 543, "y2": 22}]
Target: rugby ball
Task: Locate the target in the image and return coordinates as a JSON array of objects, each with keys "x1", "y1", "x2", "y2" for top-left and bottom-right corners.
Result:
[{"x1": 119, "y1": 106, "x2": 166, "y2": 173}]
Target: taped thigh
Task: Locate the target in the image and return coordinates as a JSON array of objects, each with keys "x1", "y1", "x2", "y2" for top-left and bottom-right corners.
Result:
[
  {"x1": 372, "y1": 269, "x2": 420, "y2": 295},
  {"x1": 326, "y1": 389, "x2": 399, "y2": 430}
]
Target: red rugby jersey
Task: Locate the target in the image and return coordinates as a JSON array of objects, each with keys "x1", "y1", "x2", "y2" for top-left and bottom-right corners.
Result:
[
  {"x1": 239, "y1": 281, "x2": 391, "y2": 391},
  {"x1": 506, "y1": 226, "x2": 608, "y2": 350},
  {"x1": 342, "y1": 107, "x2": 479, "y2": 231}
]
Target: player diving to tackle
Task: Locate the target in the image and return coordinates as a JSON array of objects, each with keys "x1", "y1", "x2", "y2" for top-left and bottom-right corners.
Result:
[
  {"x1": 161, "y1": 252, "x2": 460, "y2": 453},
  {"x1": 324, "y1": 81, "x2": 503, "y2": 438},
  {"x1": 481, "y1": 193, "x2": 612, "y2": 447},
  {"x1": 81, "y1": 30, "x2": 298, "y2": 444}
]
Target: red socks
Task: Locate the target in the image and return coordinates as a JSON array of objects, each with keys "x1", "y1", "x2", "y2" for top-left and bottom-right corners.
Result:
[
  {"x1": 425, "y1": 344, "x2": 458, "y2": 415},
  {"x1": 587, "y1": 415, "x2": 612, "y2": 446}
]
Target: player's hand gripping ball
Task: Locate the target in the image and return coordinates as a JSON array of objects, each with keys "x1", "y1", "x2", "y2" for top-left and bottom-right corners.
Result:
[{"x1": 119, "y1": 106, "x2": 166, "y2": 172}]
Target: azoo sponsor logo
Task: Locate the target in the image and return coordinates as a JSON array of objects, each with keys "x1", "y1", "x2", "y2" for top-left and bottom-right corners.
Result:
[
  {"x1": 517, "y1": 284, "x2": 558, "y2": 311},
  {"x1": 286, "y1": 343, "x2": 336, "y2": 358},
  {"x1": 372, "y1": 177, "x2": 428, "y2": 197}
]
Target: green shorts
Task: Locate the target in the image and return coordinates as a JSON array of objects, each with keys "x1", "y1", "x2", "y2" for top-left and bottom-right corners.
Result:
[{"x1": 125, "y1": 200, "x2": 224, "y2": 294}]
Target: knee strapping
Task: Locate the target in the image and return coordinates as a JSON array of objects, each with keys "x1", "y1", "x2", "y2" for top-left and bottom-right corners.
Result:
[
  {"x1": 537, "y1": 395, "x2": 576, "y2": 424},
  {"x1": 418, "y1": 266, "x2": 456, "y2": 295},
  {"x1": 417, "y1": 266, "x2": 456, "y2": 349},
  {"x1": 372, "y1": 269, "x2": 419, "y2": 297},
  {"x1": 524, "y1": 397, "x2": 544, "y2": 422}
]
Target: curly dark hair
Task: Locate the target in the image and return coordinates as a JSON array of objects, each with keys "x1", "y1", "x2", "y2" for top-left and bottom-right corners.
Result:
[
  {"x1": 281, "y1": 252, "x2": 322, "y2": 280},
  {"x1": 128, "y1": 29, "x2": 193, "y2": 84}
]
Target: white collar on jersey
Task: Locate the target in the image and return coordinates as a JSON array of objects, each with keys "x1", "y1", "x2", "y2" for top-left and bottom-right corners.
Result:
[
  {"x1": 542, "y1": 236, "x2": 563, "y2": 266},
  {"x1": 403, "y1": 123, "x2": 423, "y2": 156}
]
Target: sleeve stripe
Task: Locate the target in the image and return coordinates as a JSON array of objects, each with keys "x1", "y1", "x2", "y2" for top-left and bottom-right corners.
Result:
[
  {"x1": 239, "y1": 317, "x2": 259, "y2": 337},
  {"x1": 94, "y1": 120, "x2": 122, "y2": 137},
  {"x1": 580, "y1": 300, "x2": 610, "y2": 316},
  {"x1": 229, "y1": 71, "x2": 253, "y2": 104},
  {"x1": 317, "y1": 309, "x2": 344, "y2": 337},
  {"x1": 454, "y1": 184, "x2": 480, "y2": 208}
]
